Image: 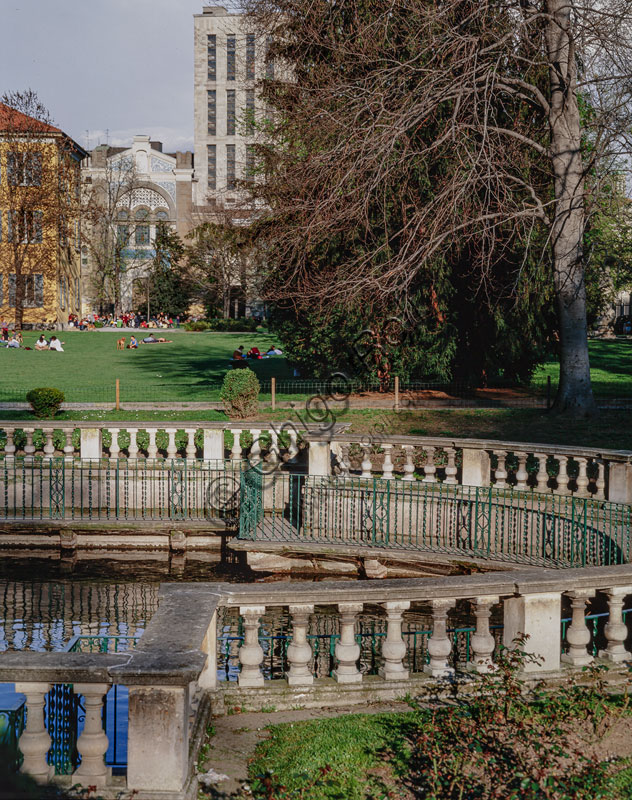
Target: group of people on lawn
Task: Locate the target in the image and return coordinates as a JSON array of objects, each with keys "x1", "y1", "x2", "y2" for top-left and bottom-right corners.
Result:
[
  {"x1": 232, "y1": 344, "x2": 283, "y2": 361},
  {"x1": 0, "y1": 328, "x2": 64, "y2": 351}
]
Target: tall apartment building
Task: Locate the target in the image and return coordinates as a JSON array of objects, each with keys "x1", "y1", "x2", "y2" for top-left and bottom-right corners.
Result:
[{"x1": 193, "y1": 5, "x2": 269, "y2": 210}]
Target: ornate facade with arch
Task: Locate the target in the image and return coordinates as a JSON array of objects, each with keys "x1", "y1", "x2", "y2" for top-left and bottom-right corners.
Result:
[{"x1": 80, "y1": 135, "x2": 194, "y2": 314}]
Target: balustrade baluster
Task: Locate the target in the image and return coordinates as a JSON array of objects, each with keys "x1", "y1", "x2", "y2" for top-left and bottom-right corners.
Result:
[
  {"x1": 534, "y1": 453, "x2": 549, "y2": 493},
  {"x1": 381, "y1": 444, "x2": 394, "y2": 480},
  {"x1": 4, "y1": 428, "x2": 16, "y2": 461},
  {"x1": 287, "y1": 429, "x2": 299, "y2": 463},
  {"x1": 286, "y1": 604, "x2": 314, "y2": 686},
  {"x1": 361, "y1": 447, "x2": 372, "y2": 479},
  {"x1": 556, "y1": 456, "x2": 570, "y2": 495},
  {"x1": 575, "y1": 457, "x2": 589, "y2": 497},
  {"x1": 128, "y1": 428, "x2": 139, "y2": 460},
  {"x1": 334, "y1": 603, "x2": 363, "y2": 683},
  {"x1": 238, "y1": 605, "x2": 265, "y2": 687},
  {"x1": 599, "y1": 587, "x2": 632, "y2": 662},
  {"x1": 74, "y1": 683, "x2": 111, "y2": 786},
  {"x1": 424, "y1": 599, "x2": 455, "y2": 677},
  {"x1": 468, "y1": 596, "x2": 498, "y2": 673},
  {"x1": 422, "y1": 447, "x2": 437, "y2": 483},
  {"x1": 596, "y1": 461, "x2": 606, "y2": 500},
  {"x1": 231, "y1": 429, "x2": 243, "y2": 461},
  {"x1": 561, "y1": 590, "x2": 595, "y2": 665},
  {"x1": 268, "y1": 428, "x2": 279, "y2": 465},
  {"x1": 63, "y1": 429, "x2": 75, "y2": 462},
  {"x1": 250, "y1": 429, "x2": 262, "y2": 465},
  {"x1": 24, "y1": 428, "x2": 35, "y2": 462},
  {"x1": 515, "y1": 452, "x2": 528, "y2": 491},
  {"x1": 147, "y1": 429, "x2": 158, "y2": 460},
  {"x1": 14, "y1": 682, "x2": 52, "y2": 781},
  {"x1": 334, "y1": 442, "x2": 350, "y2": 475},
  {"x1": 42, "y1": 428, "x2": 55, "y2": 460},
  {"x1": 166, "y1": 428, "x2": 178, "y2": 460},
  {"x1": 379, "y1": 601, "x2": 410, "y2": 680},
  {"x1": 185, "y1": 429, "x2": 197, "y2": 462},
  {"x1": 444, "y1": 447, "x2": 458, "y2": 484},
  {"x1": 493, "y1": 450, "x2": 508, "y2": 488},
  {"x1": 108, "y1": 428, "x2": 120, "y2": 460},
  {"x1": 402, "y1": 445, "x2": 415, "y2": 481}
]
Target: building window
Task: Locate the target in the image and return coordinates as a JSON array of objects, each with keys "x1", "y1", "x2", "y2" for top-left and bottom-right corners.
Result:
[
  {"x1": 156, "y1": 210, "x2": 169, "y2": 221},
  {"x1": 207, "y1": 34, "x2": 217, "y2": 81},
  {"x1": 8, "y1": 209, "x2": 43, "y2": 243},
  {"x1": 266, "y1": 37, "x2": 275, "y2": 79},
  {"x1": 207, "y1": 90, "x2": 217, "y2": 136},
  {"x1": 7, "y1": 151, "x2": 42, "y2": 186},
  {"x1": 117, "y1": 225, "x2": 130, "y2": 246},
  {"x1": 135, "y1": 225, "x2": 150, "y2": 246},
  {"x1": 227, "y1": 90, "x2": 236, "y2": 136},
  {"x1": 207, "y1": 144, "x2": 217, "y2": 191},
  {"x1": 246, "y1": 146, "x2": 255, "y2": 182},
  {"x1": 245, "y1": 89, "x2": 255, "y2": 135},
  {"x1": 246, "y1": 34, "x2": 255, "y2": 80},
  {"x1": 8, "y1": 273, "x2": 44, "y2": 307},
  {"x1": 227, "y1": 35, "x2": 236, "y2": 81},
  {"x1": 226, "y1": 144, "x2": 236, "y2": 191}
]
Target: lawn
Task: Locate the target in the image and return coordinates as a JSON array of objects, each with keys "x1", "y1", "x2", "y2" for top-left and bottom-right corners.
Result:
[
  {"x1": 534, "y1": 339, "x2": 632, "y2": 395},
  {"x1": 0, "y1": 330, "x2": 291, "y2": 403}
]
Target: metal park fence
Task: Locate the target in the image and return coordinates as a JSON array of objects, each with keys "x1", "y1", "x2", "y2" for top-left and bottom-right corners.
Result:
[{"x1": 239, "y1": 471, "x2": 632, "y2": 569}]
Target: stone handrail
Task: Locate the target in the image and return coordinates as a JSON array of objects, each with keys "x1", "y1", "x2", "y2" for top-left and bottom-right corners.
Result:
[
  {"x1": 4, "y1": 564, "x2": 632, "y2": 796},
  {"x1": 312, "y1": 432, "x2": 632, "y2": 504}
]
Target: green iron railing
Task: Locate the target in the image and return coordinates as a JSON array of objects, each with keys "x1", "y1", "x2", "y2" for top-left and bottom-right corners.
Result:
[
  {"x1": 64, "y1": 635, "x2": 140, "y2": 654},
  {"x1": 0, "y1": 457, "x2": 242, "y2": 522},
  {"x1": 239, "y1": 472, "x2": 632, "y2": 568}
]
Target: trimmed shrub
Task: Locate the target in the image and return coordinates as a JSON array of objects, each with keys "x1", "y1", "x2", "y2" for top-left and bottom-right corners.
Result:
[
  {"x1": 220, "y1": 368, "x2": 260, "y2": 419},
  {"x1": 26, "y1": 387, "x2": 65, "y2": 418},
  {"x1": 184, "y1": 320, "x2": 210, "y2": 332}
]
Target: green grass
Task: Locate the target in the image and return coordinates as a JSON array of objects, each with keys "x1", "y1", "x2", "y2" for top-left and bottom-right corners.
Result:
[
  {"x1": 535, "y1": 339, "x2": 632, "y2": 395},
  {"x1": 0, "y1": 330, "x2": 291, "y2": 402},
  {"x1": 249, "y1": 712, "x2": 418, "y2": 800}
]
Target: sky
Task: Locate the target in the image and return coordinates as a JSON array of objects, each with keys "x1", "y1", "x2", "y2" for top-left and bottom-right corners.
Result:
[{"x1": 0, "y1": 0, "x2": 241, "y2": 154}]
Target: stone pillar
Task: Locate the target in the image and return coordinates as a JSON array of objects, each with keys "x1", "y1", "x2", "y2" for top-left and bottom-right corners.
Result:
[
  {"x1": 199, "y1": 610, "x2": 218, "y2": 690},
  {"x1": 147, "y1": 428, "x2": 158, "y2": 459},
  {"x1": 599, "y1": 587, "x2": 632, "y2": 662},
  {"x1": 250, "y1": 429, "x2": 262, "y2": 465},
  {"x1": 333, "y1": 603, "x2": 363, "y2": 683},
  {"x1": 379, "y1": 601, "x2": 410, "y2": 680},
  {"x1": 424, "y1": 599, "x2": 455, "y2": 678},
  {"x1": 503, "y1": 591, "x2": 561, "y2": 672},
  {"x1": 14, "y1": 682, "x2": 53, "y2": 781},
  {"x1": 560, "y1": 589, "x2": 595, "y2": 665},
  {"x1": 127, "y1": 428, "x2": 139, "y2": 460},
  {"x1": 493, "y1": 450, "x2": 508, "y2": 488},
  {"x1": 203, "y1": 429, "x2": 225, "y2": 461},
  {"x1": 461, "y1": 449, "x2": 490, "y2": 488},
  {"x1": 422, "y1": 447, "x2": 437, "y2": 483},
  {"x1": 309, "y1": 439, "x2": 331, "y2": 477},
  {"x1": 515, "y1": 452, "x2": 528, "y2": 491},
  {"x1": 24, "y1": 428, "x2": 36, "y2": 462},
  {"x1": 402, "y1": 445, "x2": 415, "y2": 481},
  {"x1": 444, "y1": 447, "x2": 458, "y2": 484},
  {"x1": 556, "y1": 456, "x2": 570, "y2": 495},
  {"x1": 231, "y1": 429, "x2": 243, "y2": 460},
  {"x1": 108, "y1": 428, "x2": 120, "y2": 460},
  {"x1": 63, "y1": 430, "x2": 75, "y2": 462},
  {"x1": 165, "y1": 428, "x2": 178, "y2": 460},
  {"x1": 286, "y1": 604, "x2": 314, "y2": 686},
  {"x1": 185, "y1": 428, "x2": 197, "y2": 461},
  {"x1": 608, "y1": 463, "x2": 632, "y2": 504},
  {"x1": 42, "y1": 428, "x2": 55, "y2": 460},
  {"x1": 575, "y1": 458, "x2": 589, "y2": 497},
  {"x1": 287, "y1": 428, "x2": 299, "y2": 463},
  {"x1": 127, "y1": 684, "x2": 189, "y2": 794},
  {"x1": 4, "y1": 428, "x2": 16, "y2": 461},
  {"x1": 534, "y1": 453, "x2": 549, "y2": 493},
  {"x1": 382, "y1": 444, "x2": 394, "y2": 480},
  {"x1": 361, "y1": 447, "x2": 373, "y2": 479},
  {"x1": 73, "y1": 683, "x2": 110, "y2": 787},
  {"x1": 595, "y1": 460, "x2": 606, "y2": 500},
  {"x1": 238, "y1": 605, "x2": 265, "y2": 687},
  {"x1": 468, "y1": 595, "x2": 499, "y2": 673}
]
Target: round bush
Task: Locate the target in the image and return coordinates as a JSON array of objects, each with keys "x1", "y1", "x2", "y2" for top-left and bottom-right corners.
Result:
[
  {"x1": 26, "y1": 387, "x2": 65, "y2": 418},
  {"x1": 220, "y1": 368, "x2": 260, "y2": 419}
]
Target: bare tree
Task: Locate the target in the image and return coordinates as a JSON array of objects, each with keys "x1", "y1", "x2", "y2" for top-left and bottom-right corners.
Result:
[
  {"x1": 0, "y1": 90, "x2": 82, "y2": 329},
  {"x1": 81, "y1": 151, "x2": 146, "y2": 316},
  {"x1": 245, "y1": 0, "x2": 632, "y2": 415}
]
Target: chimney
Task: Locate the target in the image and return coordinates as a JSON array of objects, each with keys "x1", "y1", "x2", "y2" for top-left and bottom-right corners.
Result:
[
  {"x1": 150, "y1": 141, "x2": 163, "y2": 152},
  {"x1": 203, "y1": 6, "x2": 229, "y2": 15}
]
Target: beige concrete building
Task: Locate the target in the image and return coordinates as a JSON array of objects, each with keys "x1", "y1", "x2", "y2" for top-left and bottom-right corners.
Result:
[
  {"x1": 193, "y1": 5, "x2": 270, "y2": 210},
  {"x1": 80, "y1": 135, "x2": 194, "y2": 314}
]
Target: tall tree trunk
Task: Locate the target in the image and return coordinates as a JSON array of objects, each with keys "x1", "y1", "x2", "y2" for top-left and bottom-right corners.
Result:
[{"x1": 546, "y1": 0, "x2": 596, "y2": 416}]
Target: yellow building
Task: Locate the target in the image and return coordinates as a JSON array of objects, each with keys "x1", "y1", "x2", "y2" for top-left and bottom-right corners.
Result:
[{"x1": 0, "y1": 102, "x2": 87, "y2": 329}]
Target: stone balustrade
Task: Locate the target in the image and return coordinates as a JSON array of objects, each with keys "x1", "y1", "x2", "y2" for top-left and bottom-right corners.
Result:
[
  {"x1": 323, "y1": 433, "x2": 632, "y2": 504},
  {"x1": 2, "y1": 565, "x2": 632, "y2": 798}
]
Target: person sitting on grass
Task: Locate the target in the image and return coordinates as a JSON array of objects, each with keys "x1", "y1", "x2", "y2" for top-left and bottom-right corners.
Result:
[
  {"x1": 232, "y1": 345, "x2": 245, "y2": 360},
  {"x1": 35, "y1": 334, "x2": 49, "y2": 351},
  {"x1": 7, "y1": 333, "x2": 20, "y2": 348},
  {"x1": 128, "y1": 335, "x2": 138, "y2": 349},
  {"x1": 49, "y1": 336, "x2": 64, "y2": 352}
]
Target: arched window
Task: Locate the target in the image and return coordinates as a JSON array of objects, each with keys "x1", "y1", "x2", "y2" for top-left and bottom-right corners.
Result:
[
  {"x1": 117, "y1": 210, "x2": 129, "y2": 220},
  {"x1": 135, "y1": 208, "x2": 149, "y2": 220},
  {"x1": 155, "y1": 210, "x2": 169, "y2": 221}
]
